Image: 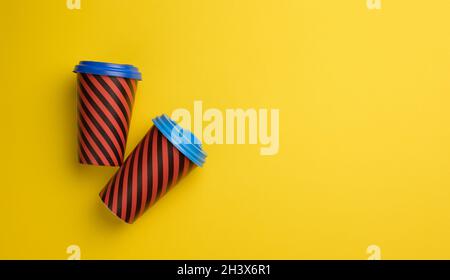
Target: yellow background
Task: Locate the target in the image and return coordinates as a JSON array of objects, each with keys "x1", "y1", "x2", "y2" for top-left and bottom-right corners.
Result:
[{"x1": 1, "y1": 0, "x2": 450, "y2": 259}]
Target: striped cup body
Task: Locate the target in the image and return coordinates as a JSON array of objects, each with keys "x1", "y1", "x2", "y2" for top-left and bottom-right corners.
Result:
[
  {"x1": 99, "y1": 125, "x2": 195, "y2": 223},
  {"x1": 77, "y1": 73, "x2": 137, "y2": 166}
]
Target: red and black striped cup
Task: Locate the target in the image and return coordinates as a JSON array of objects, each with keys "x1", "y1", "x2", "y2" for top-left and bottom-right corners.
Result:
[
  {"x1": 99, "y1": 114, "x2": 207, "y2": 223},
  {"x1": 74, "y1": 61, "x2": 142, "y2": 166}
]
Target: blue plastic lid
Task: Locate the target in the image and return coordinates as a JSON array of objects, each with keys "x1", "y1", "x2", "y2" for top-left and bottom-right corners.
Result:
[
  {"x1": 153, "y1": 114, "x2": 207, "y2": 167},
  {"x1": 74, "y1": 61, "x2": 142, "y2": 80}
]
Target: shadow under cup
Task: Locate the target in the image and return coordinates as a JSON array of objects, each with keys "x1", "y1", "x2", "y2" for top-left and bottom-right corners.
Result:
[
  {"x1": 99, "y1": 114, "x2": 207, "y2": 223},
  {"x1": 74, "y1": 61, "x2": 142, "y2": 166}
]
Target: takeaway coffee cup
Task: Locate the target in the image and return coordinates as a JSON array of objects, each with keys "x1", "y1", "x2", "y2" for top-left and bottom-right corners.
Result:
[
  {"x1": 99, "y1": 114, "x2": 207, "y2": 223},
  {"x1": 74, "y1": 61, "x2": 142, "y2": 166}
]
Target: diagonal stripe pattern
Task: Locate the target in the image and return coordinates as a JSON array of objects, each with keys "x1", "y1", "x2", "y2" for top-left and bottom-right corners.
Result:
[
  {"x1": 99, "y1": 126, "x2": 195, "y2": 223},
  {"x1": 77, "y1": 73, "x2": 138, "y2": 166}
]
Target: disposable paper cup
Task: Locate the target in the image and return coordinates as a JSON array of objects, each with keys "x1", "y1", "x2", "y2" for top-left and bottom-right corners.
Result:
[
  {"x1": 99, "y1": 114, "x2": 207, "y2": 223},
  {"x1": 74, "y1": 61, "x2": 142, "y2": 166}
]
